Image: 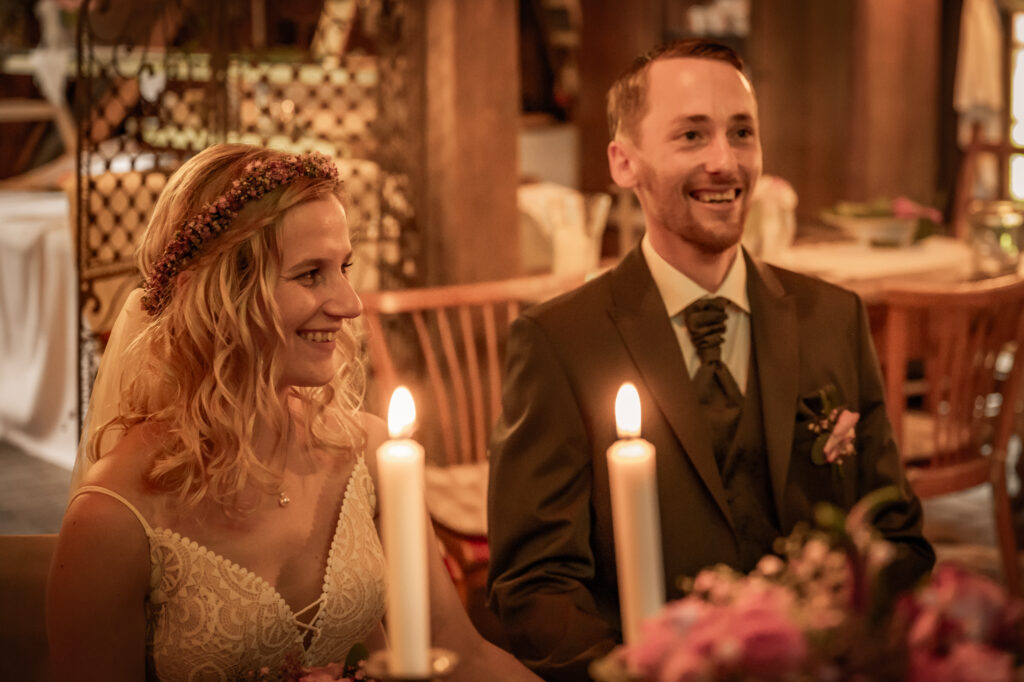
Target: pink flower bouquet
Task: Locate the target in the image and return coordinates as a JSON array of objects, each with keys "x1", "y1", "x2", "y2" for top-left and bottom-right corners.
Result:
[
  {"x1": 591, "y1": 489, "x2": 1024, "y2": 682},
  {"x1": 902, "y1": 564, "x2": 1024, "y2": 682}
]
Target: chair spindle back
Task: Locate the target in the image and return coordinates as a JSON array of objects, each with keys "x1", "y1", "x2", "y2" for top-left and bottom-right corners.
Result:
[{"x1": 360, "y1": 272, "x2": 585, "y2": 466}]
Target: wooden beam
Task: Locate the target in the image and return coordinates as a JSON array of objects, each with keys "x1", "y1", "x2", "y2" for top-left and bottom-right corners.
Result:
[
  {"x1": 577, "y1": 0, "x2": 661, "y2": 194},
  {"x1": 748, "y1": 0, "x2": 856, "y2": 222},
  {"x1": 848, "y1": 0, "x2": 941, "y2": 204},
  {"x1": 423, "y1": 0, "x2": 520, "y2": 284}
]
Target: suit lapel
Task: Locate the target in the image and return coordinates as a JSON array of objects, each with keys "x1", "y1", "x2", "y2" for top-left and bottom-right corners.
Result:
[
  {"x1": 607, "y1": 247, "x2": 734, "y2": 530},
  {"x1": 745, "y1": 251, "x2": 798, "y2": 528}
]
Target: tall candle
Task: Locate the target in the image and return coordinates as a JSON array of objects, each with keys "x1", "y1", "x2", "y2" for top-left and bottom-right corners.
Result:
[
  {"x1": 607, "y1": 382, "x2": 665, "y2": 644},
  {"x1": 377, "y1": 387, "x2": 430, "y2": 676}
]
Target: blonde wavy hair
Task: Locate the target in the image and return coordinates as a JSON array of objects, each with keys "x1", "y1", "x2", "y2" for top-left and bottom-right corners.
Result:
[{"x1": 90, "y1": 144, "x2": 365, "y2": 512}]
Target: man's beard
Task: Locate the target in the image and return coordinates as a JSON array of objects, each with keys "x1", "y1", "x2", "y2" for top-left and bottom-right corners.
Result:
[{"x1": 639, "y1": 166, "x2": 746, "y2": 254}]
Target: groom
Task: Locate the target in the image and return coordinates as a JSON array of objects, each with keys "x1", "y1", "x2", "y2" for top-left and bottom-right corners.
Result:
[{"x1": 486, "y1": 39, "x2": 934, "y2": 680}]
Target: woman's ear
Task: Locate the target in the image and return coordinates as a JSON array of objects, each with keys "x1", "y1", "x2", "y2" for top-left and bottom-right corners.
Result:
[{"x1": 607, "y1": 140, "x2": 638, "y2": 189}]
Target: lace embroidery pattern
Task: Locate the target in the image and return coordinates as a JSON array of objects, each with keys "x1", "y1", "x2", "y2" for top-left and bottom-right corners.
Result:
[{"x1": 145, "y1": 459, "x2": 386, "y2": 681}]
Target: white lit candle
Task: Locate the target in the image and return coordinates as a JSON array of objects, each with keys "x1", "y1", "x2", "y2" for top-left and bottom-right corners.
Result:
[
  {"x1": 607, "y1": 382, "x2": 665, "y2": 644},
  {"x1": 377, "y1": 387, "x2": 430, "y2": 676}
]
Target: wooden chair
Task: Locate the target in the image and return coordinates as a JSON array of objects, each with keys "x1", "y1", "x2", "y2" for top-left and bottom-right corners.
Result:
[
  {"x1": 0, "y1": 534, "x2": 57, "y2": 681},
  {"x1": 360, "y1": 271, "x2": 585, "y2": 466},
  {"x1": 881, "y1": 275, "x2": 1024, "y2": 595},
  {"x1": 359, "y1": 271, "x2": 584, "y2": 631}
]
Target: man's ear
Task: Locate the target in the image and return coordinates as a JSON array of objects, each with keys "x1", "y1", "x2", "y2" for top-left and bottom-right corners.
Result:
[{"x1": 607, "y1": 139, "x2": 638, "y2": 189}]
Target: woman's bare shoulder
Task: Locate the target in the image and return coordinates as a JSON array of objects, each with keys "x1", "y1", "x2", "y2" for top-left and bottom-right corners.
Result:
[
  {"x1": 60, "y1": 425, "x2": 157, "y2": 584},
  {"x1": 78, "y1": 421, "x2": 168, "y2": 516},
  {"x1": 52, "y1": 462, "x2": 152, "y2": 664}
]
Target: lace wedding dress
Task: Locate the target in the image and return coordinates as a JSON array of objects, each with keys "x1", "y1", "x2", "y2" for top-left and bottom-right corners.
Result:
[{"x1": 70, "y1": 457, "x2": 387, "y2": 681}]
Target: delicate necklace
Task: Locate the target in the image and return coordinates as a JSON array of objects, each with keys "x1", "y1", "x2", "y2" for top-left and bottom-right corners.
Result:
[{"x1": 277, "y1": 413, "x2": 296, "y2": 508}]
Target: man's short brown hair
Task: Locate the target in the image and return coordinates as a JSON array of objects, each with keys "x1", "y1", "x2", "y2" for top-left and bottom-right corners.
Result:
[{"x1": 607, "y1": 39, "x2": 746, "y2": 143}]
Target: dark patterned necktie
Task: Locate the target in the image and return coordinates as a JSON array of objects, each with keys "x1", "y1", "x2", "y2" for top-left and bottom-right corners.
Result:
[{"x1": 683, "y1": 297, "x2": 743, "y2": 467}]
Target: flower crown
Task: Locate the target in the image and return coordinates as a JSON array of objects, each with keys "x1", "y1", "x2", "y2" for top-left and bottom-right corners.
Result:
[{"x1": 141, "y1": 151, "x2": 340, "y2": 315}]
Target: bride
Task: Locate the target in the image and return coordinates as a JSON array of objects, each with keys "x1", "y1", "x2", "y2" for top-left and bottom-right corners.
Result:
[{"x1": 47, "y1": 144, "x2": 538, "y2": 681}]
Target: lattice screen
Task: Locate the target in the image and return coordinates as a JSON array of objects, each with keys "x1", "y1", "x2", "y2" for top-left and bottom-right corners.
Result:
[{"x1": 75, "y1": 0, "x2": 423, "y2": 415}]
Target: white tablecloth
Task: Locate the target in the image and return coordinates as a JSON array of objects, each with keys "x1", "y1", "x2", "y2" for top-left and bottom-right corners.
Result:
[
  {"x1": 767, "y1": 236, "x2": 976, "y2": 299},
  {"x1": 425, "y1": 462, "x2": 488, "y2": 536},
  {"x1": 0, "y1": 190, "x2": 77, "y2": 470}
]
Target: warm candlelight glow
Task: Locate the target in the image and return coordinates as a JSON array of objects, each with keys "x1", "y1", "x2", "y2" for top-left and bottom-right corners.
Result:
[
  {"x1": 378, "y1": 384, "x2": 430, "y2": 675},
  {"x1": 615, "y1": 382, "x2": 642, "y2": 439},
  {"x1": 387, "y1": 386, "x2": 416, "y2": 438},
  {"x1": 608, "y1": 381, "x2": 664, "y2": 645}
]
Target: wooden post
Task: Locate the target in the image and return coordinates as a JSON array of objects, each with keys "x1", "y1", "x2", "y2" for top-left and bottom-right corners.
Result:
[
  {"x1": 747, "y1": 0, "x2": 856, "y2": 223},
  {"x1": 748, "y1": 0, "x2": 942, "y2": 222},
  {"x1": 847, "y1": 0, "x2": 941, "y2": 205},
  {"x1": 423, "y1": 0, "x2": 520, "y2": 284},
  {"x1": 576, "y1": 0, "x2": 661, "y2": 195}
]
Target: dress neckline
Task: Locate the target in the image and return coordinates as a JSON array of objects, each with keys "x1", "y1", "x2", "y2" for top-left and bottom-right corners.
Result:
[{"x1": 150, "y1": 457, "x2": 367, "y2": 651}]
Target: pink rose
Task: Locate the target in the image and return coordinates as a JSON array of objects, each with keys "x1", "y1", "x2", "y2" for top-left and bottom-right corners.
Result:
[
  {"x1": 658, "y1": 646, "x2": 713, "y2": 682},
  {"x1": 625, "y1": 598, "x2": 710, "y2": 672},
  {"x1": 625, "y1": 618, "x2": 690, "y2": 672},
  {"x1": 727, "y1": 607, "x2": 807, "y2": 677},
  {"x1": 666, "y1": 602, "x2": 806, "y2": 680},
  {"x1": 824, "y1": 409, "x2": 859, "y2": 463},
  {"x1": 911, "y1": 564, "x2": 1019, "y2": 647}
]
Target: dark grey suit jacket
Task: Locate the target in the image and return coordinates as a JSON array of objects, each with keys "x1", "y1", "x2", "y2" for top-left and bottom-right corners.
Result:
[{"x1": 486, "y1": 246, "x2": 934, "y2": 681}]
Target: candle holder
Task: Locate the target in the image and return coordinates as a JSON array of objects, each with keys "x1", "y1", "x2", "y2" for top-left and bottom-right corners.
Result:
[{"x1": 364, "y1": 648, "x2": 458, "y2": 682}]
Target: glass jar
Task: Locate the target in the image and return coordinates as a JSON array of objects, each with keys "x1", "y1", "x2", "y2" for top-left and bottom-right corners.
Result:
[{"x1": 969, "y1": 200, "x2": 1024, "y2": 277}]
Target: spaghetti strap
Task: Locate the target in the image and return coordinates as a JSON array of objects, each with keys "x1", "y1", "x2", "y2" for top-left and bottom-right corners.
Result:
[{"x1": 71, "y1": 485, "x2": 155, "y2": 536}]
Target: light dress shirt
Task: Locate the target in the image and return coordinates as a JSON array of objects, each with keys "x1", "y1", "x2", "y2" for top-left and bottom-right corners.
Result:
[{"x1": 641, "y1": 235, "x2": 751, "y2": 394}]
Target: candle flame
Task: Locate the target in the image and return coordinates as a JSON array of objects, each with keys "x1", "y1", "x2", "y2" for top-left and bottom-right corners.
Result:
[
  {"x1": 615, "y1": 382, "x2": 641, "y2": 439},
  {"x1": 387, "y1": 386, "x2": 416, "y2": 438}
]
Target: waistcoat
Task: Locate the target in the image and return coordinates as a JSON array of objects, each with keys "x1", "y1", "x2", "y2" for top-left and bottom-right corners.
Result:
[{"x1": 718, "y1": 349, "x2": 781, "y2": 571}]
